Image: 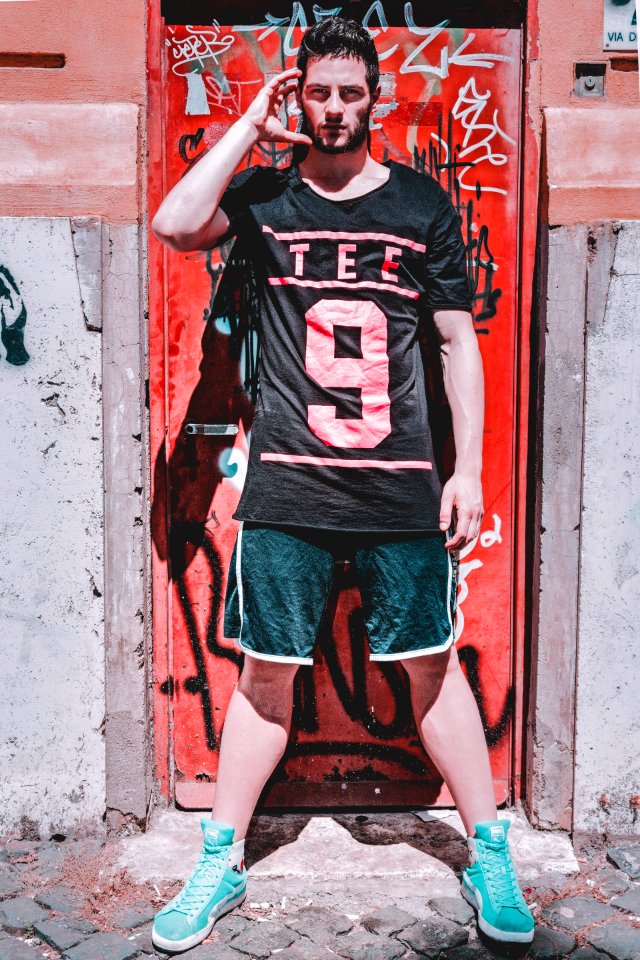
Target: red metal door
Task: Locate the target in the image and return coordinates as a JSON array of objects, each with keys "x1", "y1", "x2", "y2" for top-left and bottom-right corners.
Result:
[{"x1": 148, "y1": 6, "x2": 527, "y2": 809}]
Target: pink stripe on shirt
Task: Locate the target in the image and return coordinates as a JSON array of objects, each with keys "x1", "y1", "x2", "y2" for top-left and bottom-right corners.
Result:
[
  {"x1": 262, "y1": 225, "x2": 427, "y2": 253},
  {"x1": 268, "y1": 277, "x2": 420, "y2": 300},
  {"x1": 261, "y1": 453, "x2": 432, "y2": 470}
]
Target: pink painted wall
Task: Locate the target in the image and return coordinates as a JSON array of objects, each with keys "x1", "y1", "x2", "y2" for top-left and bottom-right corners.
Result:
[
  {"x1": 535, "y1": 0, "x2": 640, "y2": 224},
  {"x1": 539, "y1": 0, "x2": 637, "y2": 107},
  {"x1": 0, "y1": 0, "x2": 145, "y2": 221},
  {"x1": 1, "y1": 0, "x2": 637, "y2": 224}
]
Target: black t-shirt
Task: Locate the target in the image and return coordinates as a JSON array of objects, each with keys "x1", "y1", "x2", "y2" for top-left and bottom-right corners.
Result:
[{"x1": 217, "y1": 159, "x2": 472, "y2": 532}]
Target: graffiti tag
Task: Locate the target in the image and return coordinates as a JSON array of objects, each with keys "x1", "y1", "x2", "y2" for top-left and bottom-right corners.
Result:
[
  {"x1": 447, "y1": 78, "x2": 515, "y2": 196},
  {"x1": 0, "y1": 265, "x2": 30, "y2": 365},
  {"x1": 166, "y1": 23, "x2": 235, "y2": 76},
  {"x1": 455, "y1": 513, "x2": 503, "y2": 640}
]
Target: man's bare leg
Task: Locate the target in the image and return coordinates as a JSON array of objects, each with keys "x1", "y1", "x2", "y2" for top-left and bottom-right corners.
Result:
[
  {"x1": 404, "y1": 645, "x2": 536, "y2": 941},
  {"x1": 403, "y1": 644, "x2": 497, "y2": 836},
  {"x1": 211, "y1": 657, "x2": 299, "y2": 839}
]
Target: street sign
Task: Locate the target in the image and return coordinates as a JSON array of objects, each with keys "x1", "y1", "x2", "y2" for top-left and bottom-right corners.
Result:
[{"x1": 603, "y1": 0, "x2": 638, "y2": 51}]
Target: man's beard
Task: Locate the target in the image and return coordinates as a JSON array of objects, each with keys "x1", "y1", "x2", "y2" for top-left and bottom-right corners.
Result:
[{"x1": 300, "y1": 106, "x2": 371, "y2": 154}]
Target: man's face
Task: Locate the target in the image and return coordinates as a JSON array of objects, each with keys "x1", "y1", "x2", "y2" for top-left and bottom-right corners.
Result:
[{"x1": 297, "y1": 56, "x2": 379, "y2": 154}]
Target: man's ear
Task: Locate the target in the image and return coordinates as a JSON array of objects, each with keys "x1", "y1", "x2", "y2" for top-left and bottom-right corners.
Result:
[{"x1": 371, "y1": 83, "x2": 381, "y2": 108}]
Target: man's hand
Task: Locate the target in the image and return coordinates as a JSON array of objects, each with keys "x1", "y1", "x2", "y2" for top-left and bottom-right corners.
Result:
[
  {"x1": 152, "y1": 67, "x2": 313, "y2": 251},
  {"x1": 439, "y1": 473, "x2": 484, "y2": 551},
  {"x1": 243, "y1": 68, "x2": 313, "y2": 146}
]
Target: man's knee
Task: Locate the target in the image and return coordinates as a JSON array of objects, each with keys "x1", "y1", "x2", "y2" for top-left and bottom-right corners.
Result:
[
  {"x1": 401, "y1": 643, "x2": 460, "y2": 682},
  {"x1": 237, "y1": 656, "x2": 299, "y2": 721},
  {"x1": 401, "y1": 645, "x2": 460, "y2": 719}
]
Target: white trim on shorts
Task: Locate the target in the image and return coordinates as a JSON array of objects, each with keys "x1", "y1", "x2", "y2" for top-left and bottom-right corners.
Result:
[
  {"x1": 232, "y1": 520, "x2": 314, "y2": 666},
  {"x1": 369, "y1": 550, "x2": 456, "y2": 662},
  {"x1": 233, "y1": 638, "x2": 314, "y2": 666},
  {"x1": 236, "y1": 520, "x2": 245, "y2": 642}
]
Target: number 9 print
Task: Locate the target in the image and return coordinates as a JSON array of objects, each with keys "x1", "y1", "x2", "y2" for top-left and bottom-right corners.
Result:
[{"x1": 305, "y1": 299, "x2": 391, "y2": 448}]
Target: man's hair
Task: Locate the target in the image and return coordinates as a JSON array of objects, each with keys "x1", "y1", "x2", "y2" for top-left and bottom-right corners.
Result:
[{"x1": 297, "y1": 17, "x2": 380, "y2": 94}]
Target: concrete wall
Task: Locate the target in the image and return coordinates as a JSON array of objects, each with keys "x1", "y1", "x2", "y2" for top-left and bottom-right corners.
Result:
[
  {"x1": 526, "y1": 225, "x2": 587, "y2": 833},
  {"x1": 0, "y1": 214, "x2": 151, "y2": 836},
  {"x1": 0, "y1": 0, "x2": 150, "y2": 835},
  {"x1": 529, "y1": 222, "x2": 640, "y2": 837},
  {"x1": 525, "y1": 0, "x2": 640, "y2": 835},
  {"x1": 574, "y1": 221, "x2": 640, "y2": 835},
  {"x1": 0, "y1": 218, "x2": 105, "y2": 835},
  {"x1": 102, "y1": 222, "x2": 151, "y2": 833}
]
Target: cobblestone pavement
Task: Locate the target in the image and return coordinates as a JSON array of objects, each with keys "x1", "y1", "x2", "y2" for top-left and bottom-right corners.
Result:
[{"x1": 1, "y1": 815, "x2": 639, "y2": 960}]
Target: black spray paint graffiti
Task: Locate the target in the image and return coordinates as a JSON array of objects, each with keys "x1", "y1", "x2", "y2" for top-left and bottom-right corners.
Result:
[
  {"x1": 412, "y1": 111, "x2": 501, "y2": 334},
  {"x1": 160, "y1": 538, "x2": 513, "y2": 770},
  {"x1": 0, "y1": 265, "x2": 30, "y2": 365},
  {"x1": 160, "y1": 526, "x2": 242, "y2": 751},
  {"x1": 178, "y1": 127, "x2": 207, "y2": 172}
]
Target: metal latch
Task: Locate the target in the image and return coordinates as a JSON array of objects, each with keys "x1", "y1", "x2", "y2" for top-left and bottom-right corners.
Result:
[{"x1": 184, "y1": 423, "x2": 239, "y2": 436}]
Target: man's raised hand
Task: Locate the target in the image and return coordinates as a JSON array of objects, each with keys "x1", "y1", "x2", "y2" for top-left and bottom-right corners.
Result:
[{"x1": 242, "y1": 68, "x2": 313, "y2": 146}]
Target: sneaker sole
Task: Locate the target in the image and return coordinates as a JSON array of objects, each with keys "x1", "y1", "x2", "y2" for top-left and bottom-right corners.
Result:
[
  {"x1": 461, "y1": 877, "x2": 534, "y2": 943},
  {"x1": 151, "y1": 883, "x2": 247, "y2": 953}
]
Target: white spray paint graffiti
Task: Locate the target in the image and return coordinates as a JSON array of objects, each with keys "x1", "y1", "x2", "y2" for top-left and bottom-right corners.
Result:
[
  {"x1": 440, "y1": 78, "x2": 516, "y2": 195},
  {"x1": 230, "y1": 4, "x2": 515, "y2": 182},
  {"x1": 361, "y1": 1, "x2": 398, "y2": 61},
  {"x1": 167, "y1": 24, "x2": 236, "y2": 115},
  {"x1": 455, "y1": 513, "x2": 503, "y2": 641},
  {"x1": 399, "y1": 11, "x2": 513, "y2": 78},
  {"x1": 233, "y1": 3, "x2": 514, "y2": 74},
  {"x1": 234, "y1": 1, "x2": 340, "y2": 56},
  {"x1": 174, "y1": 3, "x2": 516, "y2": 154},
  {"x1": 167, "y1": 23, "x2": 235, "y2": 75}
]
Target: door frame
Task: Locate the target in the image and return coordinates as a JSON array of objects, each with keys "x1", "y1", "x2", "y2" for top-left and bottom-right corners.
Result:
[{"x1": 145, "y1": 0, "x2": 541, "y2": 810}]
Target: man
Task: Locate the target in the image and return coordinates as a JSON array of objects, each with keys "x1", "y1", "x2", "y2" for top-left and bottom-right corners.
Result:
[{"x1": 151, "y1": 17, "x2": 534, "y2": 953}]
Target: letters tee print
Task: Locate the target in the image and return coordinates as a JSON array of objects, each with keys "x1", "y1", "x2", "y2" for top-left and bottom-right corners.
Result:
[{"x1": 218, "y1": 160, "x2": 472, "y2": 532}]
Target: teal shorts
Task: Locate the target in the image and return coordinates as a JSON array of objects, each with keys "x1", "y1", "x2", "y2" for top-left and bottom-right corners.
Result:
[{"x1": 223, "y1": 522, "x2": 458, "y2": 666}]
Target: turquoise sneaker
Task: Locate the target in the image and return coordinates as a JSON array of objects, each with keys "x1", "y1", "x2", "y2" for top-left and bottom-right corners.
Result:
[
  {"x1": 461, "y1": 819, "x2": 534, "y2": 943},
  {"x1": 152, "y1": 818, "x2": 247, "y2": 953}
]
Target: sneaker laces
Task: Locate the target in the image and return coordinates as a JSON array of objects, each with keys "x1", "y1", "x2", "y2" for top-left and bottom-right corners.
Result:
[
  {"x1": 172, "y1": 845, "x2": 229, "y2": 916},
  {"x1": 477, "y1": 839, "x2": 524, "y2": 908}
]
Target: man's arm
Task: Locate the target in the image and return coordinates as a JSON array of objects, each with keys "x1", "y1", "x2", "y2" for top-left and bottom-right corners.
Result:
[
  {"x1": 432, "y1": 308, "x2": 484, "y2": 551},
  {"x1": 151, "y1": 67, "x2": 311, "y2": 253}
]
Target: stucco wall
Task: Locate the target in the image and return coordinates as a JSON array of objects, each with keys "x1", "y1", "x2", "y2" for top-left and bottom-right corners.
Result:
[
  {"x1": 0, "y1": 218, "x2": 105, "y2": 835},
  {"x1": 531, "y1": 0, "x2": 640, "y2": 227},
  {"x1": 0, "y1": 0, "x2": 145, "y2": 222},
  {"x1": 574, "y1": 221, "x2": 640, "y2": 835},
  {"x1": 537, "y1": 0, "x2": 638, "y2": 109}
]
